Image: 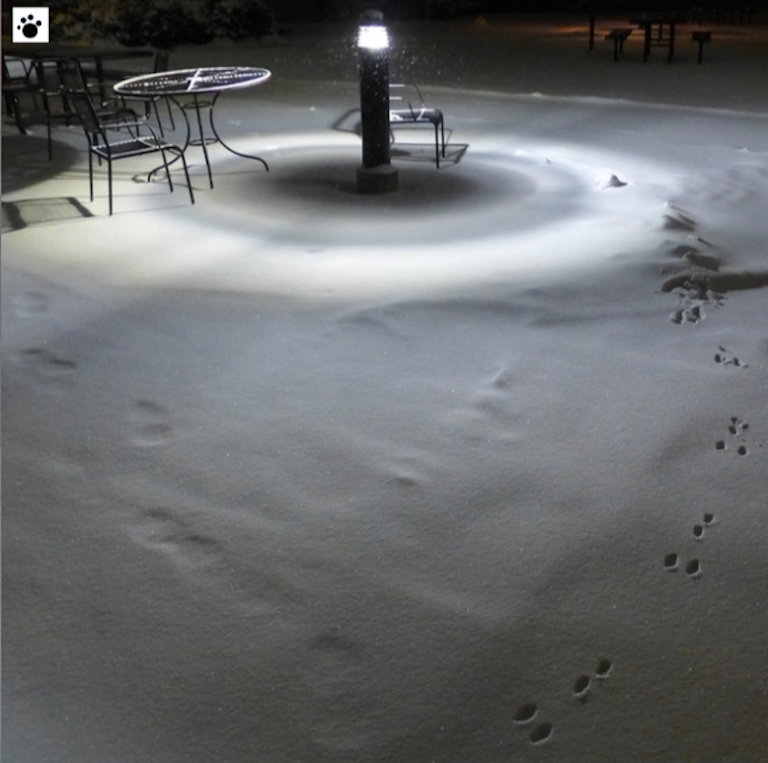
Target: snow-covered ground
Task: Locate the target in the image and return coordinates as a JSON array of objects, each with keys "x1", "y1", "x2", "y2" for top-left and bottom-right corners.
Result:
[{"x1": 3, "y1": 13, "x2": 768, "y2": 762}]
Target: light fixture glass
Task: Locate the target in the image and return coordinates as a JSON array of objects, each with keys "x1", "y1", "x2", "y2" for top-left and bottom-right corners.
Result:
[{"x1": 358, "y1": 24, "x2": 389, "y2": 50}]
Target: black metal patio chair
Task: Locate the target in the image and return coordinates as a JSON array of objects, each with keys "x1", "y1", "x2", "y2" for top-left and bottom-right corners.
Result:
[
  {"x1": 33, "y1": 59, "x2": 139, "y2": 161},
  {"x1": 84, "y1": 50, "x2": 176, "y2": 134},
  {"x1": 65, "y1": 89, "x2": 194, "y2": 215},
  {"x1": 126, "y1": 51, "x2": 176, "y2": 133},
  {"x1": 389, "y1": 83, "x2": 446, "y2": 168},
  {"x1": 2, "y1": 55, "x2": 40, "y2": 134}
]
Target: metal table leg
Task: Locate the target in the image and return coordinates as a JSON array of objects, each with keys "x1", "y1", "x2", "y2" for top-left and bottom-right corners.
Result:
[
  {"x1": 208, "y1": 92, "x2": 269, "y2": 172},
  {"x1": 180, "y1": 92, "x2": 269, "y2": 189}
]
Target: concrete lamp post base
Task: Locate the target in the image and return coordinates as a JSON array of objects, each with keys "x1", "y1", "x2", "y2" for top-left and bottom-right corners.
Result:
[{"x1": 357, "y1": 163, "x2": 399, "y2": 194}]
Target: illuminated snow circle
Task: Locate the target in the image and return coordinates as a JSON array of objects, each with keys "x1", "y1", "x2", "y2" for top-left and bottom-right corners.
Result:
[{"x1": 216, "y1": 144, "x2": 589, "y2": 247}]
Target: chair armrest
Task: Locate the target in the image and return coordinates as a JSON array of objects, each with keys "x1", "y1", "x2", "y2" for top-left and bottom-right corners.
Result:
[{"x1": 103, "y1": 117, "x2": 162, "y2": 143}]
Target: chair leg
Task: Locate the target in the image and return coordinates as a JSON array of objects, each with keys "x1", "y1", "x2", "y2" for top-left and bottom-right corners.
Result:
[
  {"x1": 441, "y1": 119, "x2": 446, "y2": 157},
  {"x1": 107, "y1": 160, "x2": 113, "y2": 215},
  {"x1": 176, "y1": 148, "x2": 195, "y2": 206},
  {"x1": 159, "y1": 147, "x2": 175, "y2": 193},
  {"x1": 88, "y1": 150, "x2": 94, "y2": 202},
  {"x1": 8, "y1": 93, "x2": 28, "y2": 134},
  {"x1": 151, "y1": 97, "x2": 176, "y2": 134},
  {"x1": 165, "y1": 99, "x2": 175, "y2": 131},
  {"x1": 91, "y1": 133, "x2": 103, "y2": 165},
  {"x1": 152, "y1": 100, "x2": 165, "y2": 137}
]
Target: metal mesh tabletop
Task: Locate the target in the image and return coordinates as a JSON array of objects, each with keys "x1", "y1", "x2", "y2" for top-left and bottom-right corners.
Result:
[{"x1": 113, "y1": 66, "x2": 271, "y2": 96}]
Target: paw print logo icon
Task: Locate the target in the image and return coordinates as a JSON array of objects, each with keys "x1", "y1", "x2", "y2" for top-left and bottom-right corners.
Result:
[{"x1": 12, "y1": 7, "x2": 50, "y2": 43}]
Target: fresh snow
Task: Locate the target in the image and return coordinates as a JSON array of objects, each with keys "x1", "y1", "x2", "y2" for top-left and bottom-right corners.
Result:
[{"x1": 2, "y1": 13, "x2": 768, "y2": 763}]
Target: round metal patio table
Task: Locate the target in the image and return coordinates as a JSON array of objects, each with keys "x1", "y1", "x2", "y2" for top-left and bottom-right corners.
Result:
[{"x1": 114, "y1": 66, "x2": 272, "y2": 188}]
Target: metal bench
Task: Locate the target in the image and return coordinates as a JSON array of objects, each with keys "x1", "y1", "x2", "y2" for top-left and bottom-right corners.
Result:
[
  {"x1": 689, "y1": 6, "x2": 705, "y2": 25},
  {"x1": 691, "y1": 30, "x2": 712, "y2": 63},
  {"x1": 605, "y1": 28, "x2": 633, "y2": 61},
  {"x1": 737, "y1": 5, "x2": 758, "y2": 25}
]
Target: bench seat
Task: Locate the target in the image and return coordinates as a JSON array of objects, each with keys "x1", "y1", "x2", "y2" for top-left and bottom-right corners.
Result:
[
  {"x1": 605, "y1": 28, "x2": 633, "y2": 61},
  {"x1": 691, "y1": 30, "x2": 712, "y2": 63}
]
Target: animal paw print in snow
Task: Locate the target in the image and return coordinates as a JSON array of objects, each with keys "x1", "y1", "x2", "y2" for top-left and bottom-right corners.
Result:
[
  {"x1": 513, "y1": 703, "x2": 553, "y2": 746},
  {"x1": 692, "y1": 512, "x2": 716, "y2": 541},
  {"x1": 572, "y1": 658, "x2": 613, "y2": 702},
  {"x1": 669, "y1": 282, "x2": 725, "y2": 325},
  {"x1": 670, "y1": 303, "x2": 704, "y2": 325},
  {"x1": 683, "y1": 281, "x2": 726, "y2": 308},
  {"x1": 663, "y1": 552, "x2": 702, "y2": 578},
  {"x1": 665, "y1": 513, "x2": 717, "y2": 578},
  {"x1": 715, "y1": 417, "x2": 749, "y2": 456},
  {"x1": 573, "y1": 674, "x2": 591, "y2": 701},
  {"x1": 714, "y1": 346, "x2": 747, "y2": 368}
]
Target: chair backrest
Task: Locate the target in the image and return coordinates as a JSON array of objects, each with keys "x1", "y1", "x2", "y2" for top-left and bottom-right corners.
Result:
[
  {"x1": 56, "y1": 59, "x2": 88, "y2": 94},
  {"x1": 65, "y1": 89, "x2": 102, "y2": 136},
  {"x1": 154, "y1": 51, "x2": 170, "y2": 73},
  {"x1": 32, "y1": 60, "x2": 61, "y2": 96},
  {"x1": 389, "y1": 83, "x2": 426, "y2": 120},
  {"x1": 2, "y1": 54, "x2": 32, "y2": 83}
]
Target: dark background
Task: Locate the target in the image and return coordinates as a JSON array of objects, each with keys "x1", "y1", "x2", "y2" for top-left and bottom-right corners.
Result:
[
  {"x1": 2, "y1": 0, "x2": 765, "y2": 48},
  {"x1": 5, "y1": 1, "x2": 763, "y2": 25}
]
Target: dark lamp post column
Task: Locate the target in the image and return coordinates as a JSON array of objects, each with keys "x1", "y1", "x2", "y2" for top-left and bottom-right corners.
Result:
[{"x1": 356, "y1": 9, "x2": 398, "y2": 194}]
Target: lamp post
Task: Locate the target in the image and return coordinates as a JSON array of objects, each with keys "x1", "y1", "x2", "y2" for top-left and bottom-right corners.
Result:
[{"x1": 356, "y1": 9, "x2": 398, "y2": 194}]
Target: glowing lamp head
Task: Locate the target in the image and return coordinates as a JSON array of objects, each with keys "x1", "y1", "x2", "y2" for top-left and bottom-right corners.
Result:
[{"x1": 358, "y1": 23, "x2": 389, "y2": 50}]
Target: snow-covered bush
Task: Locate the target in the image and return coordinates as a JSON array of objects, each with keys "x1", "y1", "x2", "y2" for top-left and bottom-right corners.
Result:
[
  {"x1": 115, "y1": 0, "x2": 213, "y2": 47},
  {"x1": 203, "y1": 0, "x2": 275, "y2": 41},
  {"x1": 48, "y1": 0, "x2": 119, "y2": 42},
  {"x1": 423, "y1": 0, "x2": 483, "y2": 20},
  {"x1": 46, "y1": 0, "x2": 276, "y2": 47}
]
